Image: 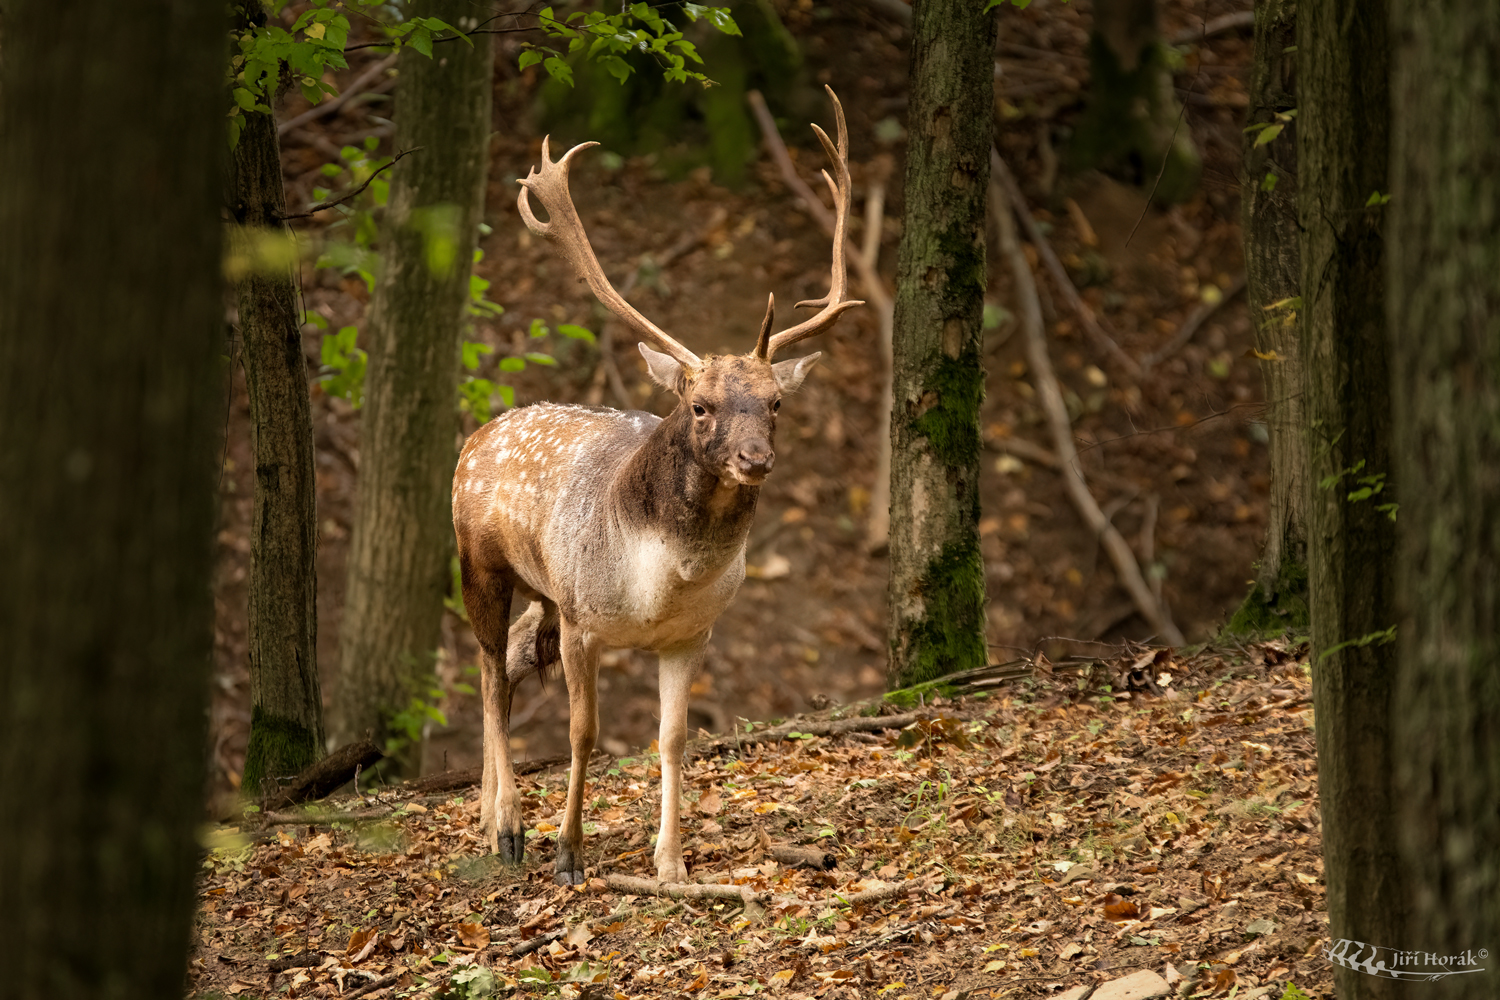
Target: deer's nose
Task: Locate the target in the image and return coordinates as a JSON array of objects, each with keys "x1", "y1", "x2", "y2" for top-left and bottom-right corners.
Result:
[{"x1": 736, "y1": 442, "x2": 774, "y2": 477}]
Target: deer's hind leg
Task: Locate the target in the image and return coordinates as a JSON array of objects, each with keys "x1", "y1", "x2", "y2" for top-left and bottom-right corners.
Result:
[
  {"x1": 554, "y1": 616, "x2": 602, "y2": 885},
  {"x1": 460, "y1": 559, "x2": 525, "y2": 863}
]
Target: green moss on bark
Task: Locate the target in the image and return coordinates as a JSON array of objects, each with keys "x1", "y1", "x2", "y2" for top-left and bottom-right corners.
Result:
[
  {"x1": 911, "y1": 350, "x2": 985, "y2": 468},
  {"x1": 893, "y1": 536, "x2": 987, "y2": 687},
  {"x1": 1224, "y1": 559, "x2": 1310, "y2": 638},
  {"x1": 242, "y1": 704, "x2": 321, "y2": 799}
]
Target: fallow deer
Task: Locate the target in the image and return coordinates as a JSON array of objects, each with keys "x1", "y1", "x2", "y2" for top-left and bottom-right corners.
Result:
[{"x1": 452, "y1": 88, "x2": 860, "y2": 884}]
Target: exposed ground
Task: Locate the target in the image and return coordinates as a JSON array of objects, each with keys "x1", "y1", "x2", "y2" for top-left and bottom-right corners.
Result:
[{"x1": 191, "y1": 642, "x2": 1331, "y2": 999}]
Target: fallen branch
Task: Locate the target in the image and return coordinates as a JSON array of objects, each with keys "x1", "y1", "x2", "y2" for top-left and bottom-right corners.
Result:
[
  {"x1": 748, "y1": 90, "x2": 896, "y2": 551},
  {"x1": 261, "y1": 807, "x2": 393, "y2": 826},
  {"x1": 407, "y1": 749, "x2": 606, "y2": 795},
  {"x1": 687, "y1": 712, "x2": 918, "y2": 760},
  {"x1": 990, "y1": 150, "x2": 1142, "y2": 378},
  {"x1": 511, "y1": 929, "x2": 566, "y2": 959},
  {"x1": 1139, "y1": 272, "x2": 1247, "y2": 372},
  {"x1": 343, "y1": 972, "x2": 400, "y2": 999},
  {"x1": 605, "y1": 873, "x2": 939, "y2": 919},
  {"x1": 771, "y1": 845, "x2": 837, "y2": 870},
  {"x1": 993, "y1": 176, "x2": 1184, "y2": 644},
  {"x1": 278, "y1": 53, "x2": 398, "y2": 136},
  {"x1": 260, "y1": 739, "x2": 384, "y2": 811}
]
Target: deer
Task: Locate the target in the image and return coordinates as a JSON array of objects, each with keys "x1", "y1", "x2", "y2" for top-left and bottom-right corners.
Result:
[{"x1": 451, "y1": 88, "x2": 860, "y2": 885}]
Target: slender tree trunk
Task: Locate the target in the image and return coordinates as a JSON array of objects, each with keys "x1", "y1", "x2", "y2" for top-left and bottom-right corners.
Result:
[
  {"x1": 0, "y1": 2, "x2": 222, "y2": 995},
  {"x1": 1227, "y1": 0, "x2": 1307, "y2": 636},
  {"x1": 230, "y1": 1, "x2": 327, "y2": 796},
  {"x1": 886, "y1": 0, "x2": 995, "y2": 688},
  {"x1": 1071, "y1": 0, "x2": 1201, "y2": 204},
  {"x1": 1389, "y1": 3, "x2": 1500, "y2": 993},
  {"x1": 1299, "y1": 3, "x2": 1406, "y2": 995},
  {"x1": 334, "y1": 4, "x2": 494, "y2": 762}
]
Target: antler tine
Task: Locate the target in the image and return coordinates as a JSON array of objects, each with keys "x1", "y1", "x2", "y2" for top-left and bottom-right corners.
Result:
[
  {"x1": 766, "y1": 86, "x2": 863, "y2": 360},
  {"x1": 517, "y1": 138, "x2": 702, "y2": 369}
]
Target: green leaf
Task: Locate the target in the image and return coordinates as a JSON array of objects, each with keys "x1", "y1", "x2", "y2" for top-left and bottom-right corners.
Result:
[
  {"x1": 497, "y1": 385, "x2": 515, "y2": 408},
  {"x1": 462, "y1": 340, "x2": 494, "y2": 371},
  {"x1": 542, "y1": 56, "x2": 574, "y2": 87},
  {"x1": 499, "y1": 357, "x2": 526, "y2": 373},
  {"x1": 529, "y1": 318, "x2": 549, "y2": 338},
  {"x1": 599, "y1": 55, "x2": 632, "y2": 83},
  {"x1": 1254, "y1": 123, "x2": 1284, "y2": 147},
  {"x1": 518, "y1": 49, "x2": 544, "y2": 71},
  {"x1": 524, "y1": 352, "x2": 557, "y2": 366},
  {"x1": 1261, "y1": 171, "x2": 1279, "y2": 193},
  {"x1": 556, "y1": 323, "x2": 595, "y2": 342},
  {"x1": 233, "y1": 87, "x2": 257, "y2": 111},
  {"x1": 409, "y1": 28, "x2": 433, "y2": 58}
]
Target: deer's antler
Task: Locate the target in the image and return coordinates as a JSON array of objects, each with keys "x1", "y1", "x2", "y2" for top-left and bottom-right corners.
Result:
[
  {"x1": 517, "y1": 139, "x2": 703, "y2": 370},
  {"x1": 757, "y1": 86, "x2": 864, "y2": 361}
]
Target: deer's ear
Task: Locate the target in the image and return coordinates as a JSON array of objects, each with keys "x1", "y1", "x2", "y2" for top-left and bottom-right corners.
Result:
[
  {"x1": 771, "y1": 351, "x2": 821, "y2": 393},
  {"x1": 639, "y1": 343, "x2": 683, "y2": 392}
]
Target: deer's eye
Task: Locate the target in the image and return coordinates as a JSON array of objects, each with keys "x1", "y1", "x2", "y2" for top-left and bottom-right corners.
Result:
[
  {"x1": 692, "y1": 403, "x2": 707, "y2": 417},
  {"x1": 772, "y1": 398, "x2": 782, "y2": 413}
]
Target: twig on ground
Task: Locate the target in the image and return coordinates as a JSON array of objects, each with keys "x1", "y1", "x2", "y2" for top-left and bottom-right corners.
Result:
[
  {"x1": 990, "y1": 150, "x2": 1142, "y2": 378},
  {"x1": 747, "y1": 90, "x2": 895, "y2": 551},
  {"x1": 605, "y1": 873, "x2": 939, "y2": 921},
  {"x1": 343, "y1": 972, "x2": 400, "y2": 999},
  {"x1": 280, "y1": 147, "x2": 421, "y2": 221},
  {"x1": 511, "y1": 929, "x2": 566, "y2": 958},
  {"x1": 278, "y1": 53, "x2": 398, "y2": 136},
  {"x1": 1139, "y1": 272, "x2": 1247, "y2": 371},
  {"x1": 993, "y1": 175, "x2": 1185, "y2": 645},
  {"x1": 261, "y1": 807, "x2": 393, "y2": 826},
  {"x1": 259, "y1": 739, "x2": 384, "y2": 811},
  {"x1": 770, "y1": 845, "x2": 838, "y2": 870},
  {"x1": 406, "y1": 749, "x2": 606, "y2": 794},
  {"x1": 686, "y1": 712, "x2": 918, "y2": 759}
]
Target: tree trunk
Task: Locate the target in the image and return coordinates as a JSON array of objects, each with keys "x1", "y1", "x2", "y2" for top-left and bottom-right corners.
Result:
[
  {"x1": 1226, "y1": 0, "x2": 1307, "y2": 637},
  {"x1": 1071, "y1": 0, "x2": 1201, "y2": 204},
  {"x1": 1388, "y1": 2, "x2": 1500, "y2": 992},
  {"x1": 886, "y1": 0, "x2": 996, "y2": 688},
  {"x1": 0, "y1": 2, "x2": 222, "y2": 995},
  {"x1": 1299, "y1": 3, "x2": 1406, "y2": 995},
  {"x1": 334, "y1": 3, "x2": 494, "y2": 764},
  {"x1": 230, "y1": 1, "x2": 327, "y2": 797}
]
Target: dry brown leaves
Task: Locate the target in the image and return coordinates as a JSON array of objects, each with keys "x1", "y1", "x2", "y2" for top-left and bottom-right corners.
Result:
[{"x1": 190, "y1": 640, "x2": 1331, "y2": 1000}]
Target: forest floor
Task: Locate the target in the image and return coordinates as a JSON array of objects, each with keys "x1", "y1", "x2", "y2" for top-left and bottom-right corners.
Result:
[
  {"x1": 197, "y1": 1, "x2": 1337, "y2": 996},
  {"x1": 190, "y1": 641, "x2": 1331, "y2": 1000}
]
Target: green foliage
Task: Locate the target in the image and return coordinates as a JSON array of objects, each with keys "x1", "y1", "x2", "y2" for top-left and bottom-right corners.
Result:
[
  {"x1": 1318, "y1": 459, "x2": 1397, "y2": 520},
  {"x1": 1279, "y1": 984, "x2": 1314, "y2": 1000},
  {"x1": 1318, "y1": 624, "x2": 1397, "y2": 663},
  {"x1": 523, "y1": 2, "x2": 740, "y2": 88},
  {"x1": 318, "y1": 323, "x2": 367, "y2": 407},
  {"x1": 441, "y1": 965, "x2": 498, "y2": 999},
  {"x1": 1223, "y1": 562, "x2": 1310, "y2": 639}
]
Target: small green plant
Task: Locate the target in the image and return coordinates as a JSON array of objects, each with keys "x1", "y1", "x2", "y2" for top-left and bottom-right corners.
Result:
[{"x1": 1280, "y1": 984, "x2": 1314, "y2": 1000}]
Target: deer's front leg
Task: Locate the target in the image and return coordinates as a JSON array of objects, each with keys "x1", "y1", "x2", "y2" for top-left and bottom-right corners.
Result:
[
  {"x1": 654, "y1": 635, "x2": 708, "y2": 884},
  {"x1": 555, "y1": 619, "x2": 602, "y2": 885}
]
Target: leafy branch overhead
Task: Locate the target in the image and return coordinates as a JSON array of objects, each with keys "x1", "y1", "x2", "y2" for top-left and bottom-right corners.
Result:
[{"x1": 229, "y1": 0, "x2": 742, "y2": 147}]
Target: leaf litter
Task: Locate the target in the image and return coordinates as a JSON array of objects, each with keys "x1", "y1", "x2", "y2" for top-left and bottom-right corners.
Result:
[{"x1": 190, "y1": 639, "x2": 1332, "y2": 999}]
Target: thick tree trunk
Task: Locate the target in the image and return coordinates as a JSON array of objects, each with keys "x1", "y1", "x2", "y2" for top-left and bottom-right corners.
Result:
[
  {"x1": 1071, "y1": 0, "x2": 1201, "y2": 204},
  {"x1": 886, "y1": 0, "x2": 995, "y2": 688},
  {"x1": 0, "y1": 2, "x2": 222, "y2": 995},
  {"x1": 229, "y1": 2, "x2": 327, "y2": 796},
  {"x1": 1388, "y1": 3, "x2": 1500, "y2": 993},
  {"x1": 1299, "y1": 3, "x2": 1406, "y2": 996},
  {"x1": 334, "y1": 3, "x2": 494, "y2": 763},
  {"x1": 1226, "y1": 0, "x2": 1307, "y2": 636}
]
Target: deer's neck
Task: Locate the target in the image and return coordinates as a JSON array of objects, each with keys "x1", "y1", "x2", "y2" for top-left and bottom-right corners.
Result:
[{"x1": 614, "y1": 406, "x2": 758, "y2": 572}]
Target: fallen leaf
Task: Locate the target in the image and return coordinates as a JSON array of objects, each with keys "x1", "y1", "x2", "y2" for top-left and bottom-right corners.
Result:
[
  {"x1": 696, "y1": 790, "x2": 722, "y2": 816},
  {"x1": 457, "y1": 922, "x2": 491, "y2": 949}
]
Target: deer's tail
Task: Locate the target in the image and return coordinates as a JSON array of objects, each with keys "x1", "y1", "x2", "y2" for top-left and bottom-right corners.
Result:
[{"x1": 505, "y1": 598, "x2": 561, "y2": 685}]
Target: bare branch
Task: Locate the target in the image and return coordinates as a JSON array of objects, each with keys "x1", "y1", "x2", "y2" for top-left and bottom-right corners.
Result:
[{"x1": 279, "y1": 146, "x2": 421, "y2": 221}]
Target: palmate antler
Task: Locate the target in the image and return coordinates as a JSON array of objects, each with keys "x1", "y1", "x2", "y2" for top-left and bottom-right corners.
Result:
[{"x1": 517, "y1": 86, "x2": 861, "y2": 369}]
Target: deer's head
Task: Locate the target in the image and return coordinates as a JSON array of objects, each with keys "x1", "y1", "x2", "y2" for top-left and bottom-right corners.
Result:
[{"x1": 517, "y1": 87, "x2": 861, "y2": 489}]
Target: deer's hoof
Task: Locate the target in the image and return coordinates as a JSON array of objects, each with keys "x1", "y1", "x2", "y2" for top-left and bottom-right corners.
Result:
[
  {"x1": 656, "y1": 860, "x2": 689, "y2": 884},
  {"x1": 554, "y1": 841, "x2": 585, "y2": 885},
  {"x1": 496, "y1": 830, "x2": 525, "y2": 865}
]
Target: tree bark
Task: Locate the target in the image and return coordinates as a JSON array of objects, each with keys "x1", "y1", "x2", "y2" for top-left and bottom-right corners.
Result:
[
  {"x1": 1388, "y1": 3, "x2": 1500, "y2": 992},
  {"x1": 1299, "y1": 3, "x2": 1406, "y2": 995},
  {"x1": 1071, "y1": 0, "x2": 1201, "y2": 204},
  {"x1": 334, "y1": 2, "x2": 494, "y2": 763},
  {"x1": 886, "y1": 0, "x2": 995, "y2": 688},
  {"x1": 1226, "y1": 0, "x2": 1307, "y2": 636},
  {"x1": 0, "y1": 1, "x2": 222, "y2": 995},
  {"x1": 230, "y1": 1, "x2": 327, "y2": 796}
]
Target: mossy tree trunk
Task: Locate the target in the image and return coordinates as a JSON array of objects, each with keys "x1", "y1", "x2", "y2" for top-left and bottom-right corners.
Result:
[
  {"x1": 0, "y1": 0, "x2": 222, "y2": 993},
  {"x1": 1071, "y1": 0, "x2": 1201, "y2": 204},
  {"x1": 334, "y1": 2, "x2": 493, "y2": 766},
  {"x1": 230, "y1": 1, "x2": 327, "y2": 796},
  {"x1": 886, "y1": 0, "x2": 995, "y2": 688},
  {"x1": 1227, "y1": 0, "x2": 1307, "y2": 637},
  {"x1": 1299, "y1": 2, "x2": 1406, "y2": 995},
  {"x1": 1389, "y1": 2, "x2": 1500, "y2": 991}
]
